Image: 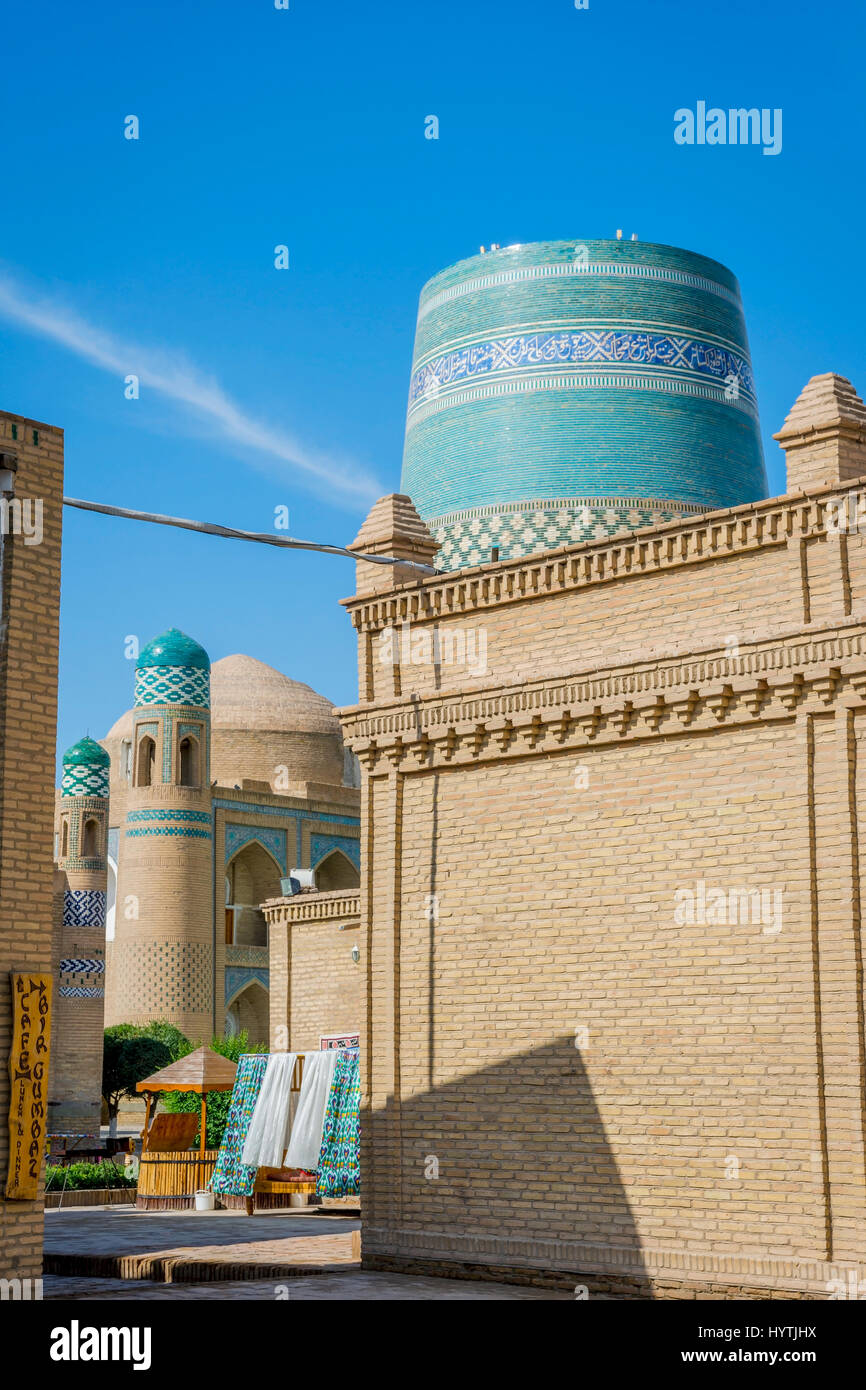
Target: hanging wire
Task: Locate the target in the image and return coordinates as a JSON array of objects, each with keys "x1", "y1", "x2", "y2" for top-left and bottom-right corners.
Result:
[{"x1": 62, "y1": 497, "x2": 436, "y2": 573}]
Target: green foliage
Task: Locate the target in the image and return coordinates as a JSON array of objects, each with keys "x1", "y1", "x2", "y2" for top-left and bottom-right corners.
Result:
[
  {"x1": 161, "y1": 1031, "x2": 266, "y2": 1149},
  {"x1": 102, "y1": 1029, "x2": 173, "y2": 1120},
  {"x1": 46, "y1": 1160, "x2": 135, "y2": 1192}
]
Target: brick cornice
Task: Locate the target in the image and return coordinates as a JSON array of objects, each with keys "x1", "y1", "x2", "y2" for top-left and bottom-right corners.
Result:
[
  {"x1": 340, "y1": 622, "x2": 866, "y2": 769},
  {"x1": 342, "y1": 478, "x2": 866, "y2": 633}
]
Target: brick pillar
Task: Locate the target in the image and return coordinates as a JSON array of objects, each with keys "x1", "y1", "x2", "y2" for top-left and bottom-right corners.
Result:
[
  {"x1": 774, "y1": 374, "x2": 866, "y2": 493},
  {"x1": 0, "y1": 412, "x2": 63, "y2": 1283}
]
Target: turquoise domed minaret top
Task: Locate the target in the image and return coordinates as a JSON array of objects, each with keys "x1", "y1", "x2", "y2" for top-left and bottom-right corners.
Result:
[
  {"x1": 401, "y1": 237, "x2": 768, "y2": 569},
  {"x1": 61, "y1": 735, "x2": 111, "y2": 798},
  {"x1": 134, "y1": 627, "x2": 210, "y2": 708}
]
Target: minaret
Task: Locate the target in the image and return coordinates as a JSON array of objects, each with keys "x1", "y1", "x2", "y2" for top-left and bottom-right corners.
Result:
[
  {"x1": 105, "y1": 628, "x2": 214, "y2": 1040},
  {"x1": 50, "y1": 736, "x2": 111, "y2": 1139}
]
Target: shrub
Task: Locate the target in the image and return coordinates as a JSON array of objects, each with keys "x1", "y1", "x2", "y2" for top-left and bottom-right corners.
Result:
[
  {"x1": 161, "y1": 1031, "x2": 266, "y2": 1149},
  {"x1": 46, "y1": 1161, "x2": 135, "y2": 1192}
]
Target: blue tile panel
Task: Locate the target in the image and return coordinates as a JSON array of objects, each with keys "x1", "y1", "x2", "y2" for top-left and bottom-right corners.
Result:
[
  {"x1": 311, "y1": 834, "x2": 361, "y2": 870},
  {"x1": 401, "y1": 239, "x2": 767, "y2": 568},
  {"x1": 225, "y1": 966, "x2": 270, "y2": 1006},
  {"x1": 224, "y1": 823, "x2": 288, "y2": 874}
]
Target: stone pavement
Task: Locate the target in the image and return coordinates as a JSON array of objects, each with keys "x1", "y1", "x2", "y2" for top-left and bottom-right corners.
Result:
[
  {"x1": 45, "y1": 1272, "x2": 567, "y2": 1300},
  {"x1": 44, "y1": 1205, "x2": 357, "y2": 1281},
  {"x1": 43, "y1": 1207, "x2": 569, "y2": 1299}
]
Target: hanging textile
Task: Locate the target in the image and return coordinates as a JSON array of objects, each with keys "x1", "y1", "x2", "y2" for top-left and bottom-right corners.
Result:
[
  {"x1": 241, "y1": 1052, "x2": 298, "y2": 1170},
  {"x1": 315, "y1": 1050, "x2": 360, "y2": 1198},
  {"x1": 211, "y1": 1053, "x2": 269, "y2": 1198},
  {"x1": 285, "y1": 1050, "x2": 339, "y2": 1170}
]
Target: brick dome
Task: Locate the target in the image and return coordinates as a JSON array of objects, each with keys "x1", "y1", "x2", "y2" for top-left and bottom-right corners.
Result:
[{"x1": 104, "y1": 653, "x2": 345, "y2": 790}]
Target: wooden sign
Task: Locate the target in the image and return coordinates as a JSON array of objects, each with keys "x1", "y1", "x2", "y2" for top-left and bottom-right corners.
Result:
[{"x1": 5, "y1": 972, "x2": 52, "y2": 1201}]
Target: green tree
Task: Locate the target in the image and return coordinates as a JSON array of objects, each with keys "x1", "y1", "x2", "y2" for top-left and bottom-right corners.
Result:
[
  {"x1": 162, "y1": 1031, "x2": 266, "y2": 1149},
  {"x1": 102, "y1": 1029, "x2": 172, "y2": 1141}
]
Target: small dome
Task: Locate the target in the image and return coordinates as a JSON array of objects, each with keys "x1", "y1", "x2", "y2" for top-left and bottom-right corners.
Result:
[
  {"x1": 62, "y1": 735, "x2": 111, "y2": 799},
  {"x1": 63, "y1": 735, "x2": 111, "y2": 769},
  {"x1": 210, "y1": 655, "x2": 338, "y2": 734},
  {"x1": 137, "y1": 628, "x2": 210, "y2": 670}
]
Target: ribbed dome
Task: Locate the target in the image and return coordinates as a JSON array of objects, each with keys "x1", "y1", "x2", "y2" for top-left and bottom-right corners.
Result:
[
  {"x1": 137, "y1": 627, "x2": 210, "y2": 670},
  {"x1": 210, "y1": 655, "x2": 338, "y2": 734}
]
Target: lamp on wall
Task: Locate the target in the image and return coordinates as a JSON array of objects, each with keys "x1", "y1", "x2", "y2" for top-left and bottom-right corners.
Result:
[{"x1": 351, "y1": 944, "x2": 360, "y2": 964}]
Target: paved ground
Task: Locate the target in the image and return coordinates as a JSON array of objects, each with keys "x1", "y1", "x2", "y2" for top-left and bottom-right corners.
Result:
[
  {"x1": 45, "y1": 1272, "x2": 566, "y2": 1300},
  {"x1": 44, "y1": 1204, "x2": 358, "y2": 1279},
  {"x1": 43, "y1": 1206, "x2": 568, "y2": 1299}
]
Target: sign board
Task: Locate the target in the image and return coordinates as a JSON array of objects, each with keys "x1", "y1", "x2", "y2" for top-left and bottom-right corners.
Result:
[{"x1": 5, "y1": 973, "x2": 52, "y2": 1201}]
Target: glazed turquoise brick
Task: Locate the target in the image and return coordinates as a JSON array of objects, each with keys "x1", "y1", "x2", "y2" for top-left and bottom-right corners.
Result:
[{"x1": 401, "y1": 239, "x2": 768, "y2": 568}]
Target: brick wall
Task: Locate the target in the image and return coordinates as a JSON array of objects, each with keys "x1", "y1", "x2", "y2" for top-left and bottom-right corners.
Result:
[
  {"x1": 341, "y1": 478, "x2": 866, "y2": 1296},
  {"x1": 0, "y1": 412, "x2": 63, "y2": 1283},
  {"x1": 265, "y1": 890, "x2": 361, "y2": 1052}
]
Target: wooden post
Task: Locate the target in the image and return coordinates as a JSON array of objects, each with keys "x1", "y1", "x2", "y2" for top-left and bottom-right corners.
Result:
[
  {"x1": 141, "y1": 1093, "x2": 153, "y2": 1153},
  {"x1": 199, "y1": 1093, "x2": 207, "y2": 1155}
]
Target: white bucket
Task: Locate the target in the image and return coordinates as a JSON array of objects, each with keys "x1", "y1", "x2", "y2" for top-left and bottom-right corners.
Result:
[{"x1": 194, "y1": 1189, "x2": 215, "y2": 1212}]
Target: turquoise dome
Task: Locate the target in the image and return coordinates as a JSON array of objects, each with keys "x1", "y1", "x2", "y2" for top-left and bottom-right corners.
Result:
[
  {"x1": 401, "y1": 238, "x2": 768, "y2": 569},
  {"x1": 61, "y1": 735, "x2": 110, "y2": 799},
  {"x1": 134, "y1": 628, "x2": 210, "y2": 709},
  {"x1": 136, "y1": 628, "x2": 210, "y2": 671}
]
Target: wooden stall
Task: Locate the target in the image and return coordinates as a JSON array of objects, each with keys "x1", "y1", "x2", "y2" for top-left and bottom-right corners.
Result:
[{"x1": 135, "y1": 1047, "x2": 237, "y2": 1211}]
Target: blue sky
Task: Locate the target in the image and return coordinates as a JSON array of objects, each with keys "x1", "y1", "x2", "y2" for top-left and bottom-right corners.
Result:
[{"x1": 2, "y1": 0, "x2": 863, "y2": 768}]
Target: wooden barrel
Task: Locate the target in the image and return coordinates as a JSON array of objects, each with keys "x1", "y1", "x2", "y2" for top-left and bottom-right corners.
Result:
[{"x1": 136, "y1": 1150, "x2": 219, "y2": 1210}]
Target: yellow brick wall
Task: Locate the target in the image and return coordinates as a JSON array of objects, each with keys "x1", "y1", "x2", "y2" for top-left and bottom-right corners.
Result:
[
  {"x1": 266, "y1": 891, "x2": 361, "y2": 1052},
  {"x1": 343, "y1": 480, "x2": 866, "y2": 1295}
]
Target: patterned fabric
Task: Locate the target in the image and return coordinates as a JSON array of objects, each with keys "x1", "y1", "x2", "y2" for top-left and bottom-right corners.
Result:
[
  {"x1": 211, "y1": 1053, "x2": 269, "y2": 1197},
  {"x1": 315, "y1": 1050, "x2": 360, "y2": 1198}
]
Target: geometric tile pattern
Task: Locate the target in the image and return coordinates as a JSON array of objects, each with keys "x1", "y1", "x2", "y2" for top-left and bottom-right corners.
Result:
[
  {"x1": 430, "y1": 496, "x2": 704, "y2": 570},
  {"x1": 125, "y1": 825, "x2": 212, "y2": 840},
  {"x1": 59, "y1": 959, "x2": 105, "y2": 975},
  {"x1": 61, "y1": 763, "x2": 111, "y2": 798},
  {"x1": 224, "y1": 823, "x2": 288, "y2": 874},
  {"x1": 134, "y1": 665, "x2": 210, "y2": 708},
  {"x1": 62, "y1": 890, "x2": 106, "y2": 928},
  {"x1": 59, "y1": 986, "x2": 105, "y2": 999},
  {"x1": 127, "y1": 809, "x2": 211, "y2": 824}
]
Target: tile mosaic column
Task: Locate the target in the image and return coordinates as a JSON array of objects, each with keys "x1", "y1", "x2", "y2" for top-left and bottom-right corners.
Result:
[{"x1": 50, "y1": 736, "x2": 110, "y2": 1140}]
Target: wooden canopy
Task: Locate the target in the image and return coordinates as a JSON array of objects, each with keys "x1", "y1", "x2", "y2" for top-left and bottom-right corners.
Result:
[
  {"x1": 136, "y1": 1047, "x2": 238, "y2": 1156},
  {"x1": 136, "y1": 1045, "x2": 237, "y2": 1095}
]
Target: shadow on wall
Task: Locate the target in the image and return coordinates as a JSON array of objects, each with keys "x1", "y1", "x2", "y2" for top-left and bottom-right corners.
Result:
[{"x1": 365, "y1": 1037, "x2": 647, "y2": 1296}]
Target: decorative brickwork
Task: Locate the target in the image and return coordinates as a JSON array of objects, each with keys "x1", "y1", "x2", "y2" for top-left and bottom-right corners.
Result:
[{"x1": 340, "y1": 379, "x2": 866, "y2": 1297}]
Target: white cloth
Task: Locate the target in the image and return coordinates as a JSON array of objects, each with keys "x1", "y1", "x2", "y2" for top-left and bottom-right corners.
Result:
[
  {"x1": 241, "y1": 1053, "x2": 298, "y2": 1169},
  {"x1": 284, "y1": 1051, "x2": 340, "y2": 1170}
]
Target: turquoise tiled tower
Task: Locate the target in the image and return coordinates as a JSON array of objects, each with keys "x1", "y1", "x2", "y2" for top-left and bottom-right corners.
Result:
[
  {"x1": 401, "y1": 238, "x2": 768, "y2": 569},
  {"x1": 110, "y1": 627, "x2": 215, "y2": 1035}
]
